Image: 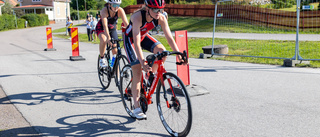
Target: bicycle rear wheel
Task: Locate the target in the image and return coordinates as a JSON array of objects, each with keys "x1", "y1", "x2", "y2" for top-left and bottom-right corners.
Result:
[
  {"x1": 119, "y1": 65, "x2": 135, "y2": 118},
  {"x1": 114, "y1": 55, "x2": 129, "y2": 89},
  {"x1": 97, "y1": 54, "x2": 111, "y2": 89},
  {"x1": 156, "y1": 72, "x2": 192, "y2": 137}
]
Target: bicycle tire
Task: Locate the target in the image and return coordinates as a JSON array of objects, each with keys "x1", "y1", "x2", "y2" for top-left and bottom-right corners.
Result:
[
  {"x1": 97, "y1": 54, "x2": 111, "y2": 89},
  {"x1": 119, "y1": 65, "x2": 135, "y2": 118},
  {"x1": 114, "y1": 54, "x2": 129, "y2": 90},
  {"x1": 156, "y1": 72, "x2": 192, "y2": 137}
]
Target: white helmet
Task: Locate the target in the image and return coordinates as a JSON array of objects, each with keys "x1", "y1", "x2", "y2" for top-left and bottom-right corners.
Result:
[{"x1": 107, "y1": 0, "x2": 121, "y2": 4}]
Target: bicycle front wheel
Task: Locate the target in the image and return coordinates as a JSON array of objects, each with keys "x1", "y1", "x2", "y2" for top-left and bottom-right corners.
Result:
[
  {"x1": 97, "y1": 54, "x2": 111, "y2": 89},
  {"x1": 119, "y1": 65, "x2": 135, "y2": 118},
  {"x1": 114, "y1": 55, "x2": 129, "y2": 89},
  {"x1": 156, "y1": 72, "x2": 192, "y2": 137}
]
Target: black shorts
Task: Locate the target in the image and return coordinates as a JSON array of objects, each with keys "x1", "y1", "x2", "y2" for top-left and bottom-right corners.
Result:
[{"x1": 124, "y1": 33, "x2": 162, "y2": 66}]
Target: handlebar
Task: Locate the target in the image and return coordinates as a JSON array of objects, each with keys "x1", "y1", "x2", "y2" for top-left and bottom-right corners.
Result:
[
  {"x1": 110, "y1": 38, "x2": 123, "y2": 44},
  {"x1": 146, "y1": 50, "x2": 188, "y2": 67}
]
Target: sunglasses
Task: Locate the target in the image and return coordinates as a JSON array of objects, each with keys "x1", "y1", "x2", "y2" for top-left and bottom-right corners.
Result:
[
  {"x1": 111, "y1": 4, "x2": 120, "y2": 8},
  {"x1": 150, "y1": 8, "x2": 164, "y2": 13}
]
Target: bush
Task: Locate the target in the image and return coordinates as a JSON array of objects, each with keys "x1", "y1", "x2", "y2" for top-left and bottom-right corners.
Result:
[
  {"x1": 22, "y1": 14, "x2": 39, "y2": 27},
  {"x1": 0, "y1": 14, "x2": 15, "y2": 31},
  {"x1": 0, "y1": 13, "x2": 47, "y2": 31},
  {"x1": 270, "y1": 0, "x2": 295, "y2": 9},
  {"x1": 70, "y1": 10, "x2": 99, "y2": 20},
  {"x1": 22, "y1": 14, "x2": 49, "y2": 27},
  {"x1": 17, "y1": 18, "x2": 26, "y2": 28},
  {"x1": 121, "y1": 0, "x2": 137, "y2": 8}
]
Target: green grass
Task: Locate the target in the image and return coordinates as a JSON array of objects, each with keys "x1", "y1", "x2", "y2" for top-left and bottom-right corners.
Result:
[
  {"x1": 53, "y1": 15, "x2": 320, "y2": 34},
  {"x1": 152, "y1": 35, "x2": 320, "y2": 67},
  {"x1": 54, "y1": 33, "x2": 320, "y2": 68},
  {"x1": 279, "y1": 3, "x2": 319, "y2": 12},
  {"x1": 53, "y1": 14, "x2": 320, "y2": 68}
]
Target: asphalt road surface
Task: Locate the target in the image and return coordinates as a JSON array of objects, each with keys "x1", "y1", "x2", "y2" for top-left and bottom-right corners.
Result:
[{"x1": 1, "y1": 23, "x2": 320, "y2": 137}]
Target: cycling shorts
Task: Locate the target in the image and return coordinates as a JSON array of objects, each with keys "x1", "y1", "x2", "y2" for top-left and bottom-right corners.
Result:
[
  {"x1": 96, "y1": 21, "x2": 118, "y2": 40},
  {"x1": 124, "y1": 33, "x2": 161, "y2": 66}
]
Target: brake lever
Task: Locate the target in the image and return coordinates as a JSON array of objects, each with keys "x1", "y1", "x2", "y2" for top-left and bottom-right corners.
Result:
[{"x1": 176, "y1": 50, "x2": 188, "y2": 65}]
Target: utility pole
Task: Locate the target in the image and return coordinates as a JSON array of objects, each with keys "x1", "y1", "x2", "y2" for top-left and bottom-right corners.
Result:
[
  {"x1": 84, "y1": 0, "x2": 87, "y2": 11},
  {"x1": 76, "y1": 0, "x2": 80, "y2": 23},
  {"x1": 66, "y1": 0, "x2": 68, "y2": 35}
]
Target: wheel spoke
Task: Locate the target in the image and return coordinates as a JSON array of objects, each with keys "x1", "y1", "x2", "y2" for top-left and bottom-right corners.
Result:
[{"x1": 156, "y1": 72, "x2": 192, "y2": 136}]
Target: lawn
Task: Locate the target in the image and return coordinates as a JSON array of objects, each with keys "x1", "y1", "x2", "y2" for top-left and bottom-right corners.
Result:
[{"x1": 53, "y1": 14, "x2": 320, "y2": 68}]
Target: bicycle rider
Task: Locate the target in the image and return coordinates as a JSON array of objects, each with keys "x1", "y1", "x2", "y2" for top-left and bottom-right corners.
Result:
[
  {"x1": 123, "y1": 0, "x2": 188, "y2": 119},
  {"x1": 96, "y1": 0, "x2": 128, "y2": 67}
]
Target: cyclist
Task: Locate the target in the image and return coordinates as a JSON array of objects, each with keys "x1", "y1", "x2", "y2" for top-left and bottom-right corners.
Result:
[
  {"x1": 123, "y1": 0, "x2": 187, "y2": 119},
  {"x1": 96, "y1": 0, "x2": 128, "y2": 67}
]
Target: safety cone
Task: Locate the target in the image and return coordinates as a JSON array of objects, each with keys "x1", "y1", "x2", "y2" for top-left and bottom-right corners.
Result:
[
  {"x1": 69, "y1": 27, "x2": 85, "y2": 61},
  {"x1": 44, "y1": 27, "x2": 56, "y2": 51}
]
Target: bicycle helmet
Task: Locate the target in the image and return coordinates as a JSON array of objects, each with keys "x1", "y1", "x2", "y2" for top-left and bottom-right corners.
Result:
[
  {"x1": 145, "y1": 0, "x2": 165, "y2": 9},
  {"x1": 106, "y1": 0, "x2": 121, "y2": 5}
]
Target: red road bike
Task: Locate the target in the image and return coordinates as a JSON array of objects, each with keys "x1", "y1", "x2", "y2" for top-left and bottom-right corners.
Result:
[{"x1": 119, "y1": 51, "x2": 192, "y2": 137}]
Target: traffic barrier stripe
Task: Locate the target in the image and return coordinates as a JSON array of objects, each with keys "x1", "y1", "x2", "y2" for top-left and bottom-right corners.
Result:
[{"x1": 72, "y1": 42, "x2": 78, "y2": 51}]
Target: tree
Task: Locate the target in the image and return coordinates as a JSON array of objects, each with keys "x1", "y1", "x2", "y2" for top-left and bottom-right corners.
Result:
[
  {"x1": 1, "y1": 1, "x2": 13, "y2": 15},
  {"x1": 270, "y1": 0, "x2": 295, "y2": 9},
  {"x1": 70, "y1": 0, "x2": 97, "y2": 11}
]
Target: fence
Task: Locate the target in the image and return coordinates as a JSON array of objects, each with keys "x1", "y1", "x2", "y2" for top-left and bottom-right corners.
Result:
[
  {"x1": 124, "y1": 3, "x2": 320, "y2": 63},
  {"x1": 124, "y1": 4, "x2": 320, "y2": 31}
]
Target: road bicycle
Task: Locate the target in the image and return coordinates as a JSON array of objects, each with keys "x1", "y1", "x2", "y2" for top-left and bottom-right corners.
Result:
[
  {"x1": 119, "y1": 50, "x2": 192, "y2": 137},
  {"x1": 98, "y1": 38, "x2": 129, "y2": 89}
]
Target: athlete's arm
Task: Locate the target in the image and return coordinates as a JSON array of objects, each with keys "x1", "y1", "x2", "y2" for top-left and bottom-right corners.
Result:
[
  {"x1": 132, "y1": 12, "x2": 150, "y2": 71},
  {"x1": 160, "y1": 15, "x2": 187, "y2": 64},
  {"x1": 118, "y1": 7, "x2": 129, "y2": 28},
  {"x1": 159, "y1": 15, "x2": 179, "y2": 52},
  {"x1": 100, "y1": 8, "x2": 111, "y2": 42}
]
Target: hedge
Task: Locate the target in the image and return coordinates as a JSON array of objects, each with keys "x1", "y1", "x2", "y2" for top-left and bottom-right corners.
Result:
[
  {"x1": 22, "y1": 14, "x2": 49, "y2": 27},
  {"x1": 0, "y1": 13, "x2": 48, "y2": 31},
  {"x1": 70, "y1": 10, "x2": 99, "y2": 20},
  {"x1": 0, "y1": 14, "x2": 18, "y2": 31}
]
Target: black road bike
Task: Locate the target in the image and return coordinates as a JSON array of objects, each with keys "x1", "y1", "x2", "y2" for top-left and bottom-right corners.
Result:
[{"x1": 98, "y1": 38, "x2": 129, "y2": 89}]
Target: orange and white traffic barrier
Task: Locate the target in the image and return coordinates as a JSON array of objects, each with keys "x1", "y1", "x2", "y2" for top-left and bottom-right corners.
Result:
[
  {"x1": 44, "y1": 27, "x2": 56, "y2": 51},
  {"x1": 69, "y1": 27, "x2": 85, "y2": 61},
  {"x1": 175, "y1": 30, "x2": 190, "y2": 86}
]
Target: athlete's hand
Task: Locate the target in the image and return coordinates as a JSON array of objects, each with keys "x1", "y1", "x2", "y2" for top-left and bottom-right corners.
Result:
[
  {"x1": 107, "y1": 40, "x2": 113, "y2": 47},
  {"x1": 142, "y1": 61, "x2": 152, "y2": 73},
  {"x1": 177, "y1": 54, "x2": 188, "y2": 65}
]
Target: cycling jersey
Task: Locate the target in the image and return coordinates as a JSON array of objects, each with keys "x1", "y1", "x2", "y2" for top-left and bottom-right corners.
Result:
[
  {"x1": 124, "y1": 10, "x2": 162, "y2": 66},
  {"x1": 125, "y1": 10, "x2": 158, "y2": 39},
  {"x1": 96, "y1": 6, "x2": 119, "y2": 38}
]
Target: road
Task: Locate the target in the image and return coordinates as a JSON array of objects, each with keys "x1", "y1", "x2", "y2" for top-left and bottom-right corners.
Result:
[{"x1": 1, "y1": 23, "x2": 320, "y2": 136}]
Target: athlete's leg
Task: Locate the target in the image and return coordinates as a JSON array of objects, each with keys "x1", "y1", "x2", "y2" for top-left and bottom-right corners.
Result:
[
  {"x1": 152, "y1": 44, "x2": 166, "y2": 72},
  {"x1": 131, "y1": 63, "x2": 142, "y2": 109},
  {"x1": 99, "y1": 33, "x2": 107, "y2": 57},
  {"x1": 140, "y1": 34, "x2": 166, "y2": 72}
]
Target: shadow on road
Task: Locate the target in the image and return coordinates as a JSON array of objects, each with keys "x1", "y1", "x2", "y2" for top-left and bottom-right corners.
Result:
[
  {"x1": 0, "y1": 114, "x2": 170, "y2": 137},
  {"x1": 0, "y1": 87, "x2": 120, "y2": 106}
]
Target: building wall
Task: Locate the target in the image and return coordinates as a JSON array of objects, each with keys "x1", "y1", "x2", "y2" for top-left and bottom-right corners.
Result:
[
  {"x1": 21, "y1": 0, "x2": 53, "y2": 6},
  {"x1": 53, "y1": 1, "x2": 70, "y2": 22}
]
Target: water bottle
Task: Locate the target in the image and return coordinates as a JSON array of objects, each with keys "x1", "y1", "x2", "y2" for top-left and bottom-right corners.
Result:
[{"x1": 110, "y1": 55, "x2": 116, "y2": 68}]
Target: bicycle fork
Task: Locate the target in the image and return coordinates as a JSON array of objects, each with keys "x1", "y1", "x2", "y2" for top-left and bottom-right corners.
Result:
[{"x1": 161, "y1": 77, "x2": 177, "y2": 109}]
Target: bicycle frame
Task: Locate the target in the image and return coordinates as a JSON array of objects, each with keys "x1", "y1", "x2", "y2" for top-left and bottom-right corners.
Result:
[
  {"x1": 106, "y1": 40, "x2": 122, "y2": 75},
  {"x1": 140, "y1": 59, "x2": 176, "y2": 108}
]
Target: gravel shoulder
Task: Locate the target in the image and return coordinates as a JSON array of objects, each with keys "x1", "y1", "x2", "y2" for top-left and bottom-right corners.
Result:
[{"x1": 0, "y1": 85, "x2": 40, "y2": 137}]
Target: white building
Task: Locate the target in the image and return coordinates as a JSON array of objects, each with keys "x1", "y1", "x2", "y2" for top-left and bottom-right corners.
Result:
[{"x1": 13, "y1": 0, "x2": 71, "y2": 23}]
